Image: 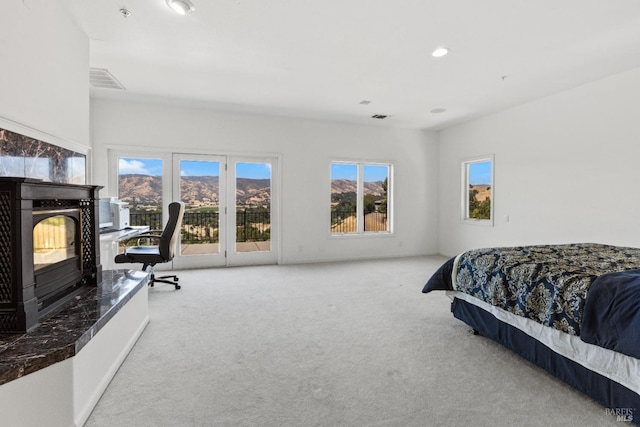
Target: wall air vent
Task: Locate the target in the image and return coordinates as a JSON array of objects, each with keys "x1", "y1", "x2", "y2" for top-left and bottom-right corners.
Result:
[
  {"x1": 371, "y1": 114, "x2": 388, "y2": 119},
  {"x1": 89, "y1": 68, "x2": 125, "y2": 90}
]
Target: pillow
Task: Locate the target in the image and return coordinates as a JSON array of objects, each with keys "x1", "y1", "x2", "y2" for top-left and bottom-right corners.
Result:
[{"x1": 422, "y1": 257, "x2": 455, "y2": 293}]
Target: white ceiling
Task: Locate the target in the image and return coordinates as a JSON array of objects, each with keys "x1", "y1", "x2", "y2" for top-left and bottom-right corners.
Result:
[{"x1": 61, "y1": 0, "x2": 640, "y2": 130}]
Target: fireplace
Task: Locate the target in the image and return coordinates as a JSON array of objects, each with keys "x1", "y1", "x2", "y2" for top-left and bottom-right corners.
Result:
[
  {"x1": 0, "y1": 177, "x2": 102, "y2": 333},
  {"x1": 32, "y1": 207, "x2": 83, "y2": 314}
]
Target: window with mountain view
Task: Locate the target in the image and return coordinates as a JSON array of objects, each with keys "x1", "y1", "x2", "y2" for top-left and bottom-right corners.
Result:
[
  {"x1": 118, "y1": 157, "x2": 164, "y2": 229},
  {"x1": 330, "y1": 162, "x2": 391, "y2": 234},
  {"x1": 463, "y1": 156, "x2": 493, "y2": 225}
]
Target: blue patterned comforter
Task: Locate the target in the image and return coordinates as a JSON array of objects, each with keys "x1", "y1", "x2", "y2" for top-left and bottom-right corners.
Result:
[{"x1": 453, "y1": 243, "x2": 640, "y2": 336}]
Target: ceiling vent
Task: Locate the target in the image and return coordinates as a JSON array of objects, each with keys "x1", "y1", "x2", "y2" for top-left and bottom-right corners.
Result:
[
  {"x1": 371, "y1": 114, "x2": 388, "y2": 119},
  {"x1": 89, "y1": 68, "x2": 125, "y2": 90}
]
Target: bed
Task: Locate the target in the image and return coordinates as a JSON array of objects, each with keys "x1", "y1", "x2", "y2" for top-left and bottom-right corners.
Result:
[{"x1": 423, "y1": 243, "x2": 640, "y2": 424}]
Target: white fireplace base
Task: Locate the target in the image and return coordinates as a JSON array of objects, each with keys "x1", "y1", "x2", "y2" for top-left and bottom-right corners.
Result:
[{"x1": 0, "y1": 280, "x2": 149, "y2": 427}]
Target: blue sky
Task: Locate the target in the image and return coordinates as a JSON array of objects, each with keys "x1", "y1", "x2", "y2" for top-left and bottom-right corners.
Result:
[
  {"x1": 120, "y1": 158, "x2": 389, "y2": 181},
  {"x1": 119, "y1": 158, "x2": 163, "y2": 176},
  {"x1": 236, "y1": 162, "x2": 271, "y2": 179},
  {"x1": 119, "y1": 158, "x2": 271, "y2": 179},
  {"x1": 468, "y1": 161, "x2": 492, "y2": 185},
  {"x1": 181, "y1": 160, "x2": 219, "y2": 177},
  {"x1": 331, "y1": 163, "x2": 388, "y2": 182}
]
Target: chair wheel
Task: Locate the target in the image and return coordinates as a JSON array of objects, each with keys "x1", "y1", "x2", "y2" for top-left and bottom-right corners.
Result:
[
  {"x1": 175, "y1": 284, "x2": 181, "y2": 290},
  {"x1": 149, "y1": 283, "x2": 154, "y2": 287},
  {"x1": 175, "y1": 278, "x2": 179, "y2": 282}
]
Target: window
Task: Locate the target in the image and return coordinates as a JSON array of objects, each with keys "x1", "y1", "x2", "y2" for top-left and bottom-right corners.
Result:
[
  {"x1": 462, "y1": 156, "x2": 493, "y2": 225},
  {"x1": 117, "y1": 156, "x2": 165, "y2": 230},
  {"x1": 330, "y1": 162, "x2": 391, "y2": 234}
]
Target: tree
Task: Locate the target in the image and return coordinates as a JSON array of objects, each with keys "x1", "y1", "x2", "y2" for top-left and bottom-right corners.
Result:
[
  {"x1": 469, "y1": 189, "x2": 491, "y2": 220},
  {"x1": 468, "y1": 188, "x2": 479, "y2": 212},
  {"x1": 332, "y1": 192, "x2": 357, "y2": 214},
  {"x1": 363, "y1": 194, "x2": 376, "y2": 214},
  {"x1": 475, "y1": 198, "x2": 491, "y2": 219},
  {"x1": 378, "y1": 177, "x2": 388, "y2": 214}
]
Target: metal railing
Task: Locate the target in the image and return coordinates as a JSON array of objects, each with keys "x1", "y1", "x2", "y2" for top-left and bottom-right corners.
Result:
[
  {"x1": 129, "y1": 211, "x2": 163, "y2": 231},
  {"x1": 130, "y1": 209, "x2": 270, "y2": 244},
  {"x1": 236, "y1": 209, "x2": 270, "y2": 242},
  {"x1": 330, "y1": 209, "x2": 388, "y2": 233}
]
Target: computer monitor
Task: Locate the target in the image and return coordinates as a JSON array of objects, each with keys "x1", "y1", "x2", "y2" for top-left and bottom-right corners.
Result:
[{"x1": 98, "y1": 199, "x2": 114, "y2": 228}]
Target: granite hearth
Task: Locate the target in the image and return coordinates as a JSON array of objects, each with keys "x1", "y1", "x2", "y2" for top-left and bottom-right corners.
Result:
[{"x1": 0, "y1": 269, "x2": 149, "y2": 427}]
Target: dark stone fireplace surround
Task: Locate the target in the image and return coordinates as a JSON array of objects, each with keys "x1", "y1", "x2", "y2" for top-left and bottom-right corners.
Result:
[
  {"x1": 0, "y1": 177, "x2": 102, "y2": 333},
  {"x1": 0, "y1": 269, "x2": 149, "y2": 386}
]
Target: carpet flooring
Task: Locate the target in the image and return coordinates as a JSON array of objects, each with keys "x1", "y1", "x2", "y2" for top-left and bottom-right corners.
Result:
[{"x1": 85, "y1": 256, "x2": 620, "y2": 426}]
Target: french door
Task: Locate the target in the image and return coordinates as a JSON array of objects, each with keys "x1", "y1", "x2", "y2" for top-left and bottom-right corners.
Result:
[
  {"x1": 112, "y1": 151, "x2": 278, "y2": 269},
  {"x1": 172, "y1": 154, "x2": 278, "y2": 268}
]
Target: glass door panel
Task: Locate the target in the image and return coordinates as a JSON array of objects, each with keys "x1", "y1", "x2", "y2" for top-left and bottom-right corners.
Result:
[
  {"x1": 235, "y1": 162, "x2": 271, "y2": 253},
  {"x1": 227, "y1": 157, "x2": 277, "y2": 266},
  {"x1": 173, "y1": 154, "x2": 226, "y2": 268},
  {"x1": 109, "y1": 154, "x2": 169, "y2": 269},
  {"x1": 117, "y1": 157, "x2": 164, "y2": 230},
  {"x1": 179, "y1": 159, "x2": 221, "y2": 256}
]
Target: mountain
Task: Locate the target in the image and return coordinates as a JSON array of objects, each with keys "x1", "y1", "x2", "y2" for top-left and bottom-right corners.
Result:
[
  {"x1": 180, "y1": 176, "x2": 220, "y2": 204},
  {"x1": 119, "y1": 175, "x2": 384, "y2": 208},
  {"x1": 235, "y1": 178, "x2": 271, "y2": 205},
  {"x1": 331, "y1": 179, "x2": 385, "y2": 196},
  {"x1": 118, "y1": 175, "x2": 271, "y2": 207},
  {"x1": 118, "y1": 175, "x2": 163, "y2": 205}
]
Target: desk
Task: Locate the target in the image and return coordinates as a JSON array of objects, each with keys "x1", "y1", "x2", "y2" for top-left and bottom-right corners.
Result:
[{"x1": 99, "y1": 226, "x2": 150, "y2": 270}]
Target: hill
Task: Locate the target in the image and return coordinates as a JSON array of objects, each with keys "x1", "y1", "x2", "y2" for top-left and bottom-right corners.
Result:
[
  {"x1": 470, "y1": 184, "x2": 491, "y2": 202},
  {"x1": 331, "y1": 179, "x2": 385, "y2": 196},
  {"x1": 119, "y1": 175, "x2": 385, "y2": 208},
  {"x1": 119, "y1": 175, "x2": 271, "y2": 207}
]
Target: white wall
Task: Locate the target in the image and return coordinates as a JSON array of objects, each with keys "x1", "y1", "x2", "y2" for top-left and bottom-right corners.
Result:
[
  {"x1": 438, "y1": 67, "x2": 640, "y2": 257},
  {"x1": 0, "y1": 1, "x2": 89, "y2": 147},
  {"x1": 91, "y1": 98, "x2": 439, "y2": 264}
]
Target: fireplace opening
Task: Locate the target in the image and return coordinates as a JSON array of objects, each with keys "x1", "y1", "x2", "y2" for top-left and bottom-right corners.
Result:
[
  {"x1": 33, "y1": 211, "x2": 79, "y2": 269},
  {"x1": 33, "y1": 208, "x2": 84, "y2": 315}
]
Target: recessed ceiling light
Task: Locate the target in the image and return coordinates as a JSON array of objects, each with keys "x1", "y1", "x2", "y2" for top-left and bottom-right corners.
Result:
[
  {"x1": 166, "y1": 0, "x2": 195, "y2": 15},
  {"x1": 359, "y1": 100, "x2": 372, "y2": 105},
  {"x1": 430, "y1": 108, "x2": 446, "y2": 114},
  {"x1": 432, "y1": 47, "x2": 449, "y2": 58}
]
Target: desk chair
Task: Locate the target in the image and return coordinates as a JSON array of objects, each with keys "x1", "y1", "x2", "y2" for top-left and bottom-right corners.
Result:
[{"x1": 114, "y1": 201, "x2": 185, "y2": 289}]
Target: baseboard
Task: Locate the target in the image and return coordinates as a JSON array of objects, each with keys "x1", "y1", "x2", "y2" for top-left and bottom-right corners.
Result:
[{"x1": 282, "y1": 251, "x2": 440, "y2": 265}]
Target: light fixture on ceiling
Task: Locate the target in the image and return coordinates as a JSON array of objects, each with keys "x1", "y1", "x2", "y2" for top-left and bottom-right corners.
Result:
[
  {"x1": 431, "y1": 47, "x2": 449, "y2": 58},
  {"x1": 166, "y1": 0, "x2": 195, "y2": 15},
  {"x1": 430, "y1": 108, "x2": 446, "y2": 114}
]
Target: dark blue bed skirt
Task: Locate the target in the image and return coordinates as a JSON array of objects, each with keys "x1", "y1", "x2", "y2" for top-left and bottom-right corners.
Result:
[{"x1": 452, "y1": 297, "x2": 639, "y2": 425}]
